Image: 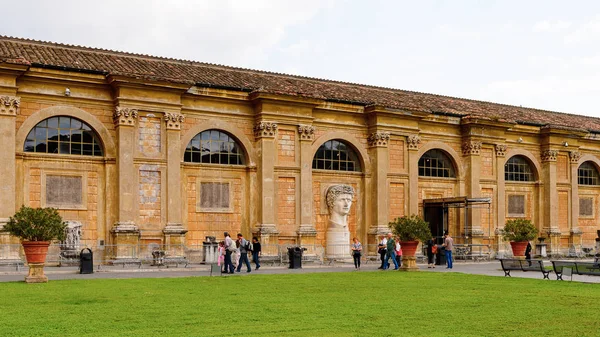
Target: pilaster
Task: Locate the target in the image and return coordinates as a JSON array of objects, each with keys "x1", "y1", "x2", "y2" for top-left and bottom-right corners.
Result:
[
  {"x1": 164, "y1": 112, "x2": 186, "y2": 249},
  {"x1": 367, "y1": 131, "x2": 391, "y2": 240},
  {"x1": 111, "y1": 106, "x2": 140, "y2": 253},
  {"x1": 462, "y1": 140, "x2": 483, "y2": 243},
  {"x1": 541, "y1": 148, "x2": 559, "y2": 253},
  {"x1": 495, "y1": 144, "x2": 507, "y2": 254},
  {"x1": 407, "y1": 134, "x2": 421, "y2": 215},
  {"x1": 0, "y1": 96, "x2": 18, "y2": 224},
  {"x1": 254, "y1": 121, "x2": 279, "y2": 245},
  {"x1": 297, "y1": 124, "x2": 317, "y2": 246},
  {"x1": 569, "y1": 151, "x2": 581, "y2": 241}
]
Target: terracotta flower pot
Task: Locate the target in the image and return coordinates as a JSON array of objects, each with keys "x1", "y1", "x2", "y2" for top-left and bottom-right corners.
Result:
[
  {"x1": 510, "y1": 241, "x2": 528, "y2": 257},
  {"x1": 22, "y1": 241, "x2": 50, "y2": 264},
  {"x1": 399, "y1": 241, "x2": 420, "y2": 256}
]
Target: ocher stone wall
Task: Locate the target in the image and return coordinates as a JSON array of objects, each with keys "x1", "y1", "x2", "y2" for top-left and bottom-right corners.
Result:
[
  {"x1": 277, "y1": 130, "x2": 295, "y2": 165},
  {"x1": 276, "y1": 177, "x2": 296, "y2": 237}
]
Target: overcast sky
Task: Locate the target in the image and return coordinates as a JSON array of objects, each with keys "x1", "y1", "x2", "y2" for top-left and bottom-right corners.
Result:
[{"x1": 2, "y1": 0, "x2": 600, "y2": 117}]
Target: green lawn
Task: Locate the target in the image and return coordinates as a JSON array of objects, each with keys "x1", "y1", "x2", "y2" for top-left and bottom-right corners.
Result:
[{"x1": 1, "y1": 271, "x2": 599, "y2": 336}]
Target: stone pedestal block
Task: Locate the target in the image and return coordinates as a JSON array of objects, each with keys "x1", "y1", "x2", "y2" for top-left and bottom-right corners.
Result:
[
  {"x1": 326, "y1": 228, "x2": 350, "y2": 259},
  {"x1": 400, "y1": 256, "x2": 418, "y2": 271},
  {"x1": 254, "y1": 224, "x2": 279, "y2": 257},
  {"x1": 163, "y1": 223, "x2": 187, "y2": 258},
  {"x1": 26, "y1": 263, "x2": 48, "y2": 283},
  {"x1": 111, "y1": 222, "x2": 140, "y2": 259},
  {"x1": 297, "y1": 225, "x2": 317, "y2": 247}
]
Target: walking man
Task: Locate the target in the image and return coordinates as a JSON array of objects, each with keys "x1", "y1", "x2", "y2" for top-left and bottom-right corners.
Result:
[
  {"x1": 377, "y1": 234, "x2": 387, "y2": 269},
  {"x1": 251, "y1": 236, "x2": 261, "y2": 270},
  {"x1": 383, "y1": 232, "x2": 399, "y2": 270},
  {"x1": 236, "y1": 233, "x2": 252, "y2": 273},
  {"x1": 223, "y1": 232, "x2": 235, "y2": 274},
  {"x1": 443, "y1": 231, "x2": 453, "y2": 269}
]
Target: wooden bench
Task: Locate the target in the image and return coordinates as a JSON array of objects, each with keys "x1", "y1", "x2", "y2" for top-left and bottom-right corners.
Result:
[
  {"x1": 551, "y1": 260, "x2": 600, "y2": 280},
  {"x1": 500, "y1": 259, "x2": 550, "y2": 279}
]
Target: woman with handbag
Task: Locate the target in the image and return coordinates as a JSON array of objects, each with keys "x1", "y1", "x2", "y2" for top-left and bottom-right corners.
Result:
[
  {"x1": 395, "y1": 239, "x2": 403, "y2": 268},
  {"x1": 351, "y1": 237, "x2": 363, "y2": 270},
  {"x1": 427, "y1": 236, "x2": 437, "y2": 268}
]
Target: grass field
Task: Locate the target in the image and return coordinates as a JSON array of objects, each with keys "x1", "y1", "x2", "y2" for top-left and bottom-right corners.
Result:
[{"x1": 1, "y1": 271, "x2": 599, "y2": 336}]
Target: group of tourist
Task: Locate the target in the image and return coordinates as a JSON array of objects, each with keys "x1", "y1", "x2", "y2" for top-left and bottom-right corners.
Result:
[
  {"x1": 376, "y1": 232, "x2": 404, "y2": 270},
  {"x1": 217, "y1": 232, "x2": 261, "y2": 274},
  {"x1": 217, "y1": 230, "x2": 455, "y2": 273}
]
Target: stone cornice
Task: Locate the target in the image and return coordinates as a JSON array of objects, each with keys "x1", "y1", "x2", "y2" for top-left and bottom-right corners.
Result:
[
  {"x1": 254, "y1": 121, "x2": 278, "y2": 138},
  {"x1": 367, "y1": 131, "x2": 390, "y2": 147},
  {"x1": 164, "y1": 112, "x2": 185, "y2": 130},
  {"x1": 495, "y1": 144, "x2": 507, "y2": 157},
  {"x1": 541, "y1": 149, "x2": 558, "y2": 162},
  {"x1": 569, "y1": 151, "x2": 582, "y2": 163},
  {"x1": 406, "y1": 134, "x2": 421, "y2": 150},
  {"x1": 461, "y1": 141, "x2": 482, "y2": 156},
  {"x1": 0, "y1": 96, "x2": 20, "y2": 116},
  {"x1": 297, "y1": 124, "x2": 315, "y2": 141},
  {"x1": 113, "y1": 107, "x2": 138, "y2": 126}
]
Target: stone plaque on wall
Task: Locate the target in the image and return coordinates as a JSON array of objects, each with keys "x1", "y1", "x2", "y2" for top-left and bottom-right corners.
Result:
[
  {"x1": 580, "y1": 197, "x2": 594, "y2": 217},
  {"x1": 46, "y1": 175, "x2": 83, "y2": 207},
  {"x1": 507, "y1": 195, "x2": 525, "y2": 216},
  {"x1": 200, "y1": 182, "x2": 230, "y2": 210}
]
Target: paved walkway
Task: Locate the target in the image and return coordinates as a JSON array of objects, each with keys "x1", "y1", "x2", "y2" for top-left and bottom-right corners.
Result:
[{"x1": 1, "y1": 260, "x2": 599, "y2": 283}]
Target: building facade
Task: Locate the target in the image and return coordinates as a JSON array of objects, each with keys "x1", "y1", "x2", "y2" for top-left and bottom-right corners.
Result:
[{"x1": 0, "y1": 36, "x2": 599, "y2": 259}]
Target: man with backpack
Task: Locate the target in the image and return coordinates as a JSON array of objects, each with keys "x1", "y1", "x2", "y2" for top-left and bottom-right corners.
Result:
[
  {"x1": 236, "y1": 233, "x2": 252, "y2": 273},
  {"x1": 223, "y1": 232, "x2": 235, "y2": 274}
]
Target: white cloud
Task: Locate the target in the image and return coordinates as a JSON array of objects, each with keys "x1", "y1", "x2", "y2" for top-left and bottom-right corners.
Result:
[
  {"x1": 0, "y1": 0, "x2": 336, "y2": 68},
  {"x1": 565, "y1": 14, "x2": 600, "y2": 44},
  {"x1": 532, "y1": 20, "x2": 571, "y2": 33}
]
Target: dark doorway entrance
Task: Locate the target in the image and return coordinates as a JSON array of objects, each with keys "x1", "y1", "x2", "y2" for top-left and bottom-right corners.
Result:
[{"x1": 424, "y1": 205, "x2": 445, "y2": 244}]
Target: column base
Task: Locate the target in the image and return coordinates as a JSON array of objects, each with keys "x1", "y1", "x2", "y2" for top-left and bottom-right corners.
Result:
[
  {"x1": 468, "y1": 229, "x2": 485, "y2": 245},
  {"x1": 163, "y1": 223, "x2": 187, "y2": 258},
  {"x1": 546, "y1": 229, "x2": 562, "y2": 255},
  {"x1": 253, "y1": 224, "x2": 279, "y2": 257},
  {"x1": 400, "y1": 256, "x2": 419, "y2": 271},
  {"x1": 297, "y1": 225, "x2": 317, "y2": 246},
  {"x1": 111, "y1": 222, "x2": 140, "y2": 260},
  {"x1": 26, "y1": 263, "x2": 48, "y2": 283}
]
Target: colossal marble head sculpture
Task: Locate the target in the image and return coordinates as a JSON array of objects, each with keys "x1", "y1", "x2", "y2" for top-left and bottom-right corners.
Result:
[{"x1": 326, "y1": 185, "x2": 355, "y2": 229}]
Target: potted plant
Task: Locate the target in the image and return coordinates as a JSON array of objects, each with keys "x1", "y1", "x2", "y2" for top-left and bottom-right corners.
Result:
[
  {"x1": 503, "y1": 219, "x2": 538, "y2": 257},
  {"x1": 2, "y1": 206, "x2": 66, "y2": 283},
  {"x1": 389, "y1": 215, "x2": 432, "y2": 271}
]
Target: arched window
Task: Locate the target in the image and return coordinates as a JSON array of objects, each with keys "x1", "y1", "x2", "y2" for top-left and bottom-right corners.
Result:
[
  {"x1": 312, "y1": 139, "x2": 361, "y2": 172},
  {"x1": 578, "y1": 161, "x2": 600, "y2": 186},
  {"x1": 418, "y1": 149, "x2": 456, "y2": 178},
  {"x1": 24, "y1": 116, "x2": 103, "y2": 156},
  {"x1": 505, "y1": 156, "x2": 534, "y2": 182},
  {"x1": 184, "y1": 129, "x2": 244, "y2": 165}
]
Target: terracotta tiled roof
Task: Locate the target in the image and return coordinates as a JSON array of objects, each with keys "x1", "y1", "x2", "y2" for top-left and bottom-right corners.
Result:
[{"x1": 1, "y1": 36, "x2": 599, "y2": 132}]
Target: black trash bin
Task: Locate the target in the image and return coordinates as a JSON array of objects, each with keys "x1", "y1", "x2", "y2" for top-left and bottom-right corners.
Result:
[
  {"x1": 288, "y1": 247, "x2": 303, "y2": 269},
  {"x1": 436, "y1": 245, "x2": 447, "y2": 266},
  {"x1": 80, "y1": 248, "x2": 94, "y2": 274}
]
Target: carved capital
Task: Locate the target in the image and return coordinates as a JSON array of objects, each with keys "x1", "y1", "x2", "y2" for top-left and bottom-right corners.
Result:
[
  {"x1": 367, "y1": 131, "x2": 390, "y2": 147},
  {"x1": 461, "y1": 141, "x2": 482, "y2": 156},
  {"x1": 113, "y1": 107, "x2": 138, "y2": 126},
  {"x1": 297, "y1": 124, "x2": 315, "y2": 141},
  {"x1": 495, "y1": 144, "x2": 507, "y2": 157},
  {"x1": 0, "y1": 96, "x2": 20, "y2": 116},
  {"x1": 406, "y1": 134, "x2": 421, "y2": 150},
  {"x1": 254, "y1": 121, "x2": 278, "y2": 138},
  {"x1": 569, "y1": 151, "x2": 582, "y2": 163},
  {"x1": 164, "y1": 112, "x2": 185, "y2": 130},
  {"x1": 541, "y1": 149, "x2": 558, "y2": 162}
]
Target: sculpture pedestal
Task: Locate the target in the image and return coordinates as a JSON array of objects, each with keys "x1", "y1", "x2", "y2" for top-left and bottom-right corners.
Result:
[
  {"x1": 326, "y1": 229, "x2": 350, "y2": 259},
  {"x1": 400, "y1": 256, "x2": 418, "y2": 271},
  {"x1": 26, "y1": 263, "x2": 48, "y2": 283}
]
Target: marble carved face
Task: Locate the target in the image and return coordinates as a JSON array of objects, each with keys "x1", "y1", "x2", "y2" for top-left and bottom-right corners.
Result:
[{"x1": 332, "y1": 193, "x2": 353, "y2": 216}]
